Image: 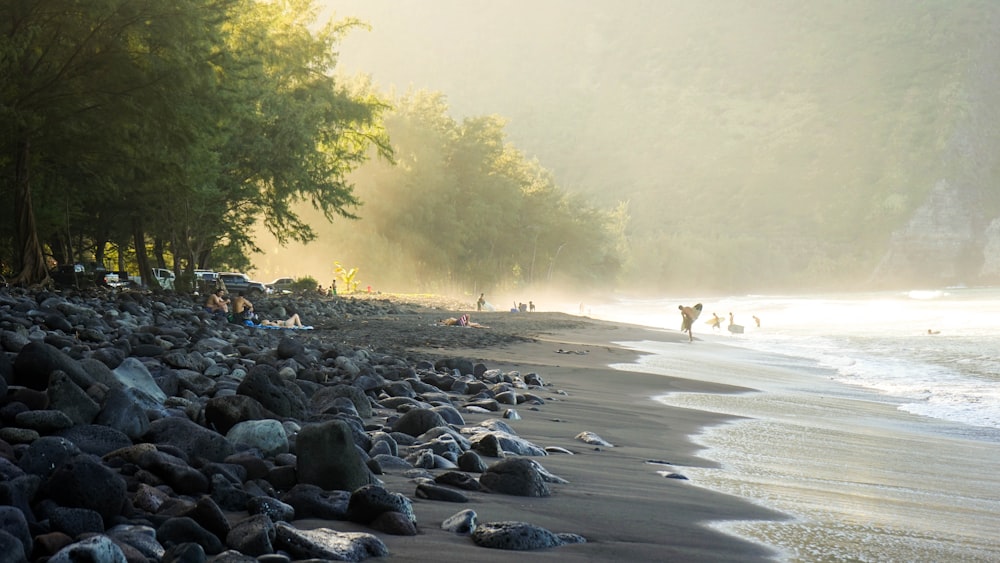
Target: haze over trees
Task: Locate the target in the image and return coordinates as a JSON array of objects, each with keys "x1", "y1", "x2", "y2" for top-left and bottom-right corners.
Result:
[
  {"x1": 330, "y1": 0, "x2": 1000, "y2": 292},
  {"x1": 1, "y1": 0, "x2": 621, "y2": 296},
  {"x1": 6, "y1": 1, "x2": 999, "y2": 295}
]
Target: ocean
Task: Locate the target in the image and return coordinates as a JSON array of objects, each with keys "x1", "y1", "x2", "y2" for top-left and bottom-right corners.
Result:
[{"x1": 577, "y1": 288, "x2": 1000, "y2": 562}]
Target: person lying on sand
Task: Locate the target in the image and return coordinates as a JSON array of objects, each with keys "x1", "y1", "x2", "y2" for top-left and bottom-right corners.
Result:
[
  {"x1": 439, "y1": 314, "x2": 489, "y2": 328},
  {"x1": 260, "y1": 313, "x2": 304, "y2": 328}
]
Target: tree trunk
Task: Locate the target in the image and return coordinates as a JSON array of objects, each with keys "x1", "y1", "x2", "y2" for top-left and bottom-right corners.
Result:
[
  {"x1": 154, "y1": 236, "x2": 167, "y2": 269},
  {"x1": 11, "y1": 138, "x2": 49, "y2": 286},
  {"x1": 132, "y1": 217, "x2": 157, "y2": 289}
]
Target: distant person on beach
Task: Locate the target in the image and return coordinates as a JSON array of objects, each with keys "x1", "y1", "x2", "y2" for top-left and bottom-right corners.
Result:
[
  {"x1": 331, "y1": 279, "x2": 337, "y2": 296},
  {"x1": 477, "y1": 293, "x2": 485, "y2": 311},
  {"x1": 753, "y1": 315, "x2": 761, "y2": 327},
  {"x1": 728, "y1": 312, "x2": 745, "y2": 334},
  {"x1": 709, "y1": 312, "x2": 723, "y2": 330},
  {"x1": 678, "y1": 303, "x2": 703, "y2": 342},
  {"x1": 529, "y1": 301, "x2": 535, "y2": 312}
]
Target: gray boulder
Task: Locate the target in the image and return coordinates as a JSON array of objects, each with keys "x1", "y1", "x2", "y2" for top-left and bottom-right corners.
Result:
[
  {"x1": 274, "y1": 522, "x2": 388, "y2": 562},
  {"x1": 295, "y1": 420, "x2": 376, "y2": 492},
  {"x1": 144, "y1": 417, "x2": 235, "y2": 463},
  {"x1": 471, "y1": 521, "x2": 582, "y2": 550},
  {"x1": 479, "y1": 458, "x2": 550, "y2": 497}
]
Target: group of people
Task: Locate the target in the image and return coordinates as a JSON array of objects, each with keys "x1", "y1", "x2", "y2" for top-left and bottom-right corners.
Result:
[
  {"x1": 476, "y1": 293, "x2": 535, "y2": 313},
  {"x1": 203, "y1": 288, "x2": 304, "y2": 327},
  {"x1": 679, "y1": 305, "x2": 761, "y2": 341}
]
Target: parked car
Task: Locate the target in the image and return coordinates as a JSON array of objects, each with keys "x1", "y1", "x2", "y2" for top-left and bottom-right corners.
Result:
[
  {"x1": 267, "y1": 277, "x2": 296, "y2": 294},
  {"x1": 128, "y1": 268, "x2": 176, "y2": 289},
  {"x1": 50, "y1": 262, "x2": 109, "y2": 288},
  {"x1": 150, "y1": 268, "x2": 176, "y2": 289},
  {"x1": 218, "y1": 272, "x2": 269, "y2": 297}
]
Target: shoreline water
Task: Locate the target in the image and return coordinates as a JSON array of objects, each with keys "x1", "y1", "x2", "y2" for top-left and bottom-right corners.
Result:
[{"x1": 610, "y1": 334, "x2": 1000, "y2": 562}]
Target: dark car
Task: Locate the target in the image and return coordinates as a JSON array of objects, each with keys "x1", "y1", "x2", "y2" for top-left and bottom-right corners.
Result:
[
  {"x1": 50, "y1": 262, "x2": 109, "y2": 289},
  {"x1": 218, "y1": 272, "x2": 269, "y2": 297}
]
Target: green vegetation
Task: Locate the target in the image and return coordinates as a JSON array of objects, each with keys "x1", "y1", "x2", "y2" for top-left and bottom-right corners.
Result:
[
  {"x1": 7, "y1": 1, "x2": 995, "y2": 293},
  {"x1": 0, "y1": 0, "x2": 390, "y2": 286},
  {"x1": 291, "y1": 276, "x2": 319, "y2": 293},
  {"x1": 0, "y1": 0, "x2": 620, "y2": 294}
]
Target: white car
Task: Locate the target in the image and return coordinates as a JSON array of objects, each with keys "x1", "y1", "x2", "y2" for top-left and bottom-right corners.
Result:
[{"x1": 129, "y1": 268, "x2": 176, "y2": 289}]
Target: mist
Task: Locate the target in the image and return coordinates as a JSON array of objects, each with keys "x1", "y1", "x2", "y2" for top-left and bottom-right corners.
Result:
[{"x1": 249, "y1": 1, "x2": 1000, "y2": 297}]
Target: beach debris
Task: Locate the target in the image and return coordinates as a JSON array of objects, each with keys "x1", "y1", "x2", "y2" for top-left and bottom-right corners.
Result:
[
  {"x1": 575, "y1": 431, "x2": 615, "y2": 447},
  {"x1": 441, "y1": 509, "x2": 478, "y2": 535},
  {"x1": 659, "y1": 472, "x2": 689, "y2": 480},
  {"x1": 502, "y1": 408, "x2": 521, "y2": 420},
  {"x1": 544, "y1": 446, "x2": 575, "y2": 455},
  {"x1": 555, "y1": 348, "x2": 589, "y2": 354},
  {"x1": 645, "y1": 459, "x2": 675, "y2": 466},
  {"x1": 471, "y1": 521, "x2": 587, "y2": 550}
]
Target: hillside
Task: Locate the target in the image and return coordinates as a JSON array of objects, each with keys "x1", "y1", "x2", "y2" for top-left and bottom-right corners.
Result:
[{"x1": 324, "y1": 0, "x2": 1000, "y2": 292}]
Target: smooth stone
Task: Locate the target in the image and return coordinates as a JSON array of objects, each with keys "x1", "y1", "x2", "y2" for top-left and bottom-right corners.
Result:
[
  {"x1": 440, "y1": 508, "x2": 477, "y2": 535},
  {"x1": 273, "y1": 522, "x2": 388, "y2": 561}
]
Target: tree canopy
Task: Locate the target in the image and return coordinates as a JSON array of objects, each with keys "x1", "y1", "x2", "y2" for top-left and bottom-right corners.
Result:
[{"x1": 0, "y1": 0, "x2": 390, "y2": 285}]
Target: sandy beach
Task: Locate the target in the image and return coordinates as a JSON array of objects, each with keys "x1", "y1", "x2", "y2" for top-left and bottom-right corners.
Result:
[{"x1": 321, "y1": 310, "x2": 787, "y2": 562}]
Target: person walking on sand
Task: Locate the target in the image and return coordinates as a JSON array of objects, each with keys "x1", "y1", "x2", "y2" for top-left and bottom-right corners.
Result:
[
  {"x1": 678, "y1": 303, "x2": 703, "y2": 342},
  {"x1": 477, "y1": 293, "x2": 485, "y2": 311}
]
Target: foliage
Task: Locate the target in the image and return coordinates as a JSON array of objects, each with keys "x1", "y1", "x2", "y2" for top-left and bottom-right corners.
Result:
[
  {"x1": 291, "y1": 276, "x2": 318, "y2": 292},
  {"x1": 347, "y1": 90, "x2": 623, "y2": 293},
  {"x1": 333, "y1": 261, "x2": 360, "y2": 293},
  {"x1": 0, "y1": 0, "x2": 390, "y2": 285},
  {"x1": 336, "y1": 0, "x2": 1000, "y2": 292}
]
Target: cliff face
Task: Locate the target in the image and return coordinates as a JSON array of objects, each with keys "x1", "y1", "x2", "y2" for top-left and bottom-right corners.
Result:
[
  {"x1": 871, "y1": 180, "x2": 993, "y2": 287},
  {"x1": 870, "y1": 15, "x2": 1000, "y2": 289}
]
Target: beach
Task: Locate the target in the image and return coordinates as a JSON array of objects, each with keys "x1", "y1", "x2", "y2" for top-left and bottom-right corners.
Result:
[
  {"x1": 332, "y1": 311, "x2": 786, "y2": 562},
  {"x1": 349, "y1": 300, "x2": 1000, "y2": 562},
  {"x1": 7, "y1": 289, "x2": 997, "y2": 561}
]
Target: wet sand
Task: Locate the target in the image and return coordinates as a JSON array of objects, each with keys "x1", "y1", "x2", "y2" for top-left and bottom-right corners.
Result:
[{"x1": 332, "y1": 314, "x2": 787, "y2": 561}]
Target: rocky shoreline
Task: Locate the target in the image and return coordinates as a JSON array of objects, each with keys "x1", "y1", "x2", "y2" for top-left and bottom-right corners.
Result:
[{"x1": 0, "y1": 288, "x2": 599, "y2": 561}]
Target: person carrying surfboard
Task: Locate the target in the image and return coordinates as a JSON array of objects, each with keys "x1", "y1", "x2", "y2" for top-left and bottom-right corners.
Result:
[{"x1": 678, "y1": 303, "x2": 703, "y2": 342}]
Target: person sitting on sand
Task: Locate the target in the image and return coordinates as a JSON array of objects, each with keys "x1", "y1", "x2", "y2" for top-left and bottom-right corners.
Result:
[
  {"x1": 231, "y1": 291, "x2": 255, "y2": 323},
  {"x1": 261, "y1": 313, "x2": 304, "y2": 328},
  {"x1": 204, "y1": 289, "x2": 229, "y2": 319}
]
